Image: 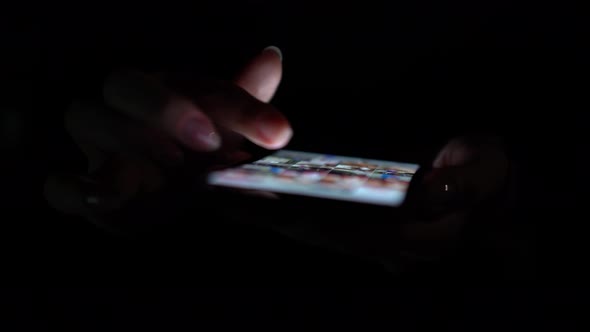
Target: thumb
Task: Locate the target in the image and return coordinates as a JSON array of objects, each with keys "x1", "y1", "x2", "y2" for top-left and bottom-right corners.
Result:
[
  {"x1": 421, "y1": 160, "x2": 508, "y2": 214},
  {"x1": 426, "y1": 136, "x2": 509, "y2": 209},
  {"x1": 421, "y1": 166, "x2": 477, "y2": 208}
]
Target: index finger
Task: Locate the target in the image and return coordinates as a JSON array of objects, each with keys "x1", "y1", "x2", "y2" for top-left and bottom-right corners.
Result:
[
  {"x1": 197, "y1": 83, "x2": 292, "y2": 150},
  {"x1": 234, "y1": 46, "x2": 283, "y2": 103},
  {"x1": 103, "y1": 71, "x2": 222, "y2": 152}
]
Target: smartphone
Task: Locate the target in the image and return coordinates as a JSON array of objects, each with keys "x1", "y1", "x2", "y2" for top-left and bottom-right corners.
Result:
[{"x1": 206, "y1": 149, "x2": 422, "y2": 208}]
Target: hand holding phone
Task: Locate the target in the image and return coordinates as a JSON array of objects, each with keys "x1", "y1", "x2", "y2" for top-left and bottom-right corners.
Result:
[
  {"x1": 42, "y1": 38, "x2": 510, "y2": 268},
  {"x1": 206, "y1": 136, "x2": 510, "y2": 267}
]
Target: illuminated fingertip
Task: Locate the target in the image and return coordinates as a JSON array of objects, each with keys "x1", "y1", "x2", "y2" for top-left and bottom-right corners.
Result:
[
  {"x1": 262, "y1": 126, "x2": 293, "y2": 150},
  {"x1": 255, "y1": 111, "x2": 292, "y2": 148}
]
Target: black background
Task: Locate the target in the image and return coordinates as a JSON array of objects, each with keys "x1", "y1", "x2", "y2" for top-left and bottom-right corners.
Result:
[{"x1": 1, "y1": 0, "x2": 588, "y2": 329}]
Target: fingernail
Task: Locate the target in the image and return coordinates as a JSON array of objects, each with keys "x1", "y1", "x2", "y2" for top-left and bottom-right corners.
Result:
[
  {"x1": 264, "y1": 46, "x2": 283, "y2": 62},
  {"x1": 257, "y1": 111, "x2": 292, "y2": 149},
  {"x1": 182, "y1": 118, "x2": 221, "y2": 151}
]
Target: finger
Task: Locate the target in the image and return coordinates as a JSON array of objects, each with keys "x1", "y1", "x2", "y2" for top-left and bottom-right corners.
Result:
[
  {"x1": 432, "y1": 137, "x2": 476, "y2": 168},
  {"x1": 66, "y1": 101, "x2": 184, "y2": 167},
  {"x1": 427, "y1": 136, "x2": 509, "y2": 209},
  {"x1": 44, "y1": 173, "x2": 123, "y2": 216},
  {"x1": 433, "y1": 135, "x2": 505, "y2": 168},
  {"x1": 65, "y1": 103, "x2": 108, "y2": 173},
  {"x1": 45, "y1": 157, "x2": 165, "y2": 217},
  {"x1": 422, "y1": 161, "x2": 508, "y2": 209},
  {"x1": 234, "y1": 46, "x2": 283, "y2": 103},
  {"x1": 91, "y1": 156, "x2": 166, "y2": 199},
  {"x1": 197, "y1": 83, "x2": 293, "y2": 150},
  {"x1": 103, "y1": 71, "x2": 222, "y2": 151}
]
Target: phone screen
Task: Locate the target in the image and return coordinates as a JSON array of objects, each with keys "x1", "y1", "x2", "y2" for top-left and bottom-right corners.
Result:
[{"x1": 207, "y1": 150, "x2": 421, "y2": 207}]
